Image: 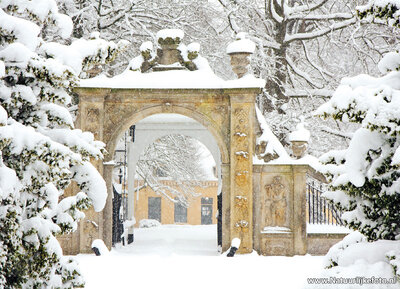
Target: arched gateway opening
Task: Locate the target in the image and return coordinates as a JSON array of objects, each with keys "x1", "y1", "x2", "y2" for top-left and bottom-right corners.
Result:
[
  {"x1": 60, "y1": 29, "x2": 312, "y2": 256},
  {"x1": 113, "y1": 113, "x2": 223, "y2": 252}
]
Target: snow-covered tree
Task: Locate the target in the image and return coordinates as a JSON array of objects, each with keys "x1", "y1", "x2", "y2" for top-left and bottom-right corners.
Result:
[
  {"x1": 357, "y1": 0, "x2": 400, "y2": 27},
  {"x1": 213, "y1": 0, "x2": 399, "y2": 158},
  {"x1": 217, "y1": 1, "x2": 397, "y2": 110},
  {"x1": 135, "y1": 134, "x2": 211, "y2": 207},
  {"x1": 0, "y1": 1, "x2": 120, "y2": 287},
  {"x1": 217, "y1": 0, "x2": 357, "y2": 110},
  {"x1": 304, "y1": 2, "x2": 400, "y2": 285},
  {"x1": 316, "y1": 0, "x2": 400, "y2": 242}
]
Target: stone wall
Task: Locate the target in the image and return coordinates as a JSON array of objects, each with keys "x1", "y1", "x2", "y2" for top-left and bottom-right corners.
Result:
[
  {"x1": 307, "y1": 233, "x2": 348, "y2": 255},
  {"x1": 253, "y1": 164, "x2": 308, "y2": 256}
]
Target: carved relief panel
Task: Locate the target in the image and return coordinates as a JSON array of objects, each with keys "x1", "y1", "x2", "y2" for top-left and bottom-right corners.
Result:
[{"x1": 262, "y1": 176, "x2": 289, "y2": 228}]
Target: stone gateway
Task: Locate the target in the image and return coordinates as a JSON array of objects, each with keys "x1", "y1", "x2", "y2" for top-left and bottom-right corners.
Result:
[{"x1": 59, "y1": 29, "x2": 339, "y2": 256}]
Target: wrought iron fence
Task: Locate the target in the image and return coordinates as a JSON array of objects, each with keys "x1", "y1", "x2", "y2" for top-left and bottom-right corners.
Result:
[{"x1": 306, "y1": 182, "x2": 344, "y2": 225}]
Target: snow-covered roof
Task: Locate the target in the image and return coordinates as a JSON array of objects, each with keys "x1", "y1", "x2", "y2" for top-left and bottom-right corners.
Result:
[
  {"x1": 80, "y1": 69, "x2": 265, "y2": 89},
  {"x1": 254, "y1": 105, "x2": 289, "y2": 161},
  {"x1": 80, "y1": 28, "x2": 265, "y2": 89}
]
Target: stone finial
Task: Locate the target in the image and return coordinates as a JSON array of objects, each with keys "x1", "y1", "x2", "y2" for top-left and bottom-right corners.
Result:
[
  {"x1": 289, "y1": 121, "x2": 310, "y2": 159},
  {"x1": 140, "y1": 41, "x2": 154, "y2": 61},
  {"x1": 226, "y1": 32, "x2": 256, "y2": 78},
  {"x1": 154, "y1": 29, "x2": 185, "y2": 69}
]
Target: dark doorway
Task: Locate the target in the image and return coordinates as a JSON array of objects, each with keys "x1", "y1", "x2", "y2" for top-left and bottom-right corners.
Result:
[
  {"x1": 112, "y1": 185, "x2": 124, "y2": 246},
  {"x1": 217, "y1": 193, "x2": 222, "y2": 247}
]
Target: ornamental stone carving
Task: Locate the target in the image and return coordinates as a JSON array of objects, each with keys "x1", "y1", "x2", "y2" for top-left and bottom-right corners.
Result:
[
  {"x1": 230, "y1": 101, "x2": 254, "y2": 253},
  {"x1": 264, "y1": 176, "x2": 288, "y2": 227}
]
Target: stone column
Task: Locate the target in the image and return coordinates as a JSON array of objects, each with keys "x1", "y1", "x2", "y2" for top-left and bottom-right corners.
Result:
[
  {"x1": 230, "y1": 93, "x2": 255, "y2": 253},
  {"x1": 292, "y1": 165, "x2": 308, "y2": 255},
  {"x1": 252, "y1": 165, "x2": 262, "y2": 253},
  {"x1": 221, "y1": 163, "x2": 231, "y2": 252},
  {"x1": 102, "y1": 162, "x2": 114, "y2": 249},
  {"x1": 78, "y1": 92, "x2": 106, "y2": 253}
]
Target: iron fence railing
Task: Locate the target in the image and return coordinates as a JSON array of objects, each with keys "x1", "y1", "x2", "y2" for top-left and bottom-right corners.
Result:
[{"x1": 306, "y1": 182, "x2": 344, "y2": 226}]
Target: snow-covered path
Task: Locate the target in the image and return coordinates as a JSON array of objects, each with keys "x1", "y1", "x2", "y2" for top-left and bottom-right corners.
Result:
[{"x1": 75, "y1": 225, "x2": 324, "y2": 289}]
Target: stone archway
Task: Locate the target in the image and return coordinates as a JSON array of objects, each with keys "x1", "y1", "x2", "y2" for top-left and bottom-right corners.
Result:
[
  {"x1": 57, "y1": 29, "x2": 316, "y2": 257},
  {"x1": 124, "y1": 114, "x2": 223, "y2": 242},
  {"x1": 69, "y1": 86, "x2": 260, "y2": 254}
]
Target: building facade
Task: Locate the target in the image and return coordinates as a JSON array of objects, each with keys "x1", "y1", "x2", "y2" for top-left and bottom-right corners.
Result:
[{"x1": 133, "y1": 180, "x2": 218, "y2": 227}]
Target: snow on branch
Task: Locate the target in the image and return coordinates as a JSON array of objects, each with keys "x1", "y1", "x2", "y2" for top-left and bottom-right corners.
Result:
[
  {"x1": 285, "y1": 0, "x2": 329, "y2": 15},
  {"x1": 270, "y1": 0, "x2": 284, "y2": 23},
  {"x1": 286, "y1": 88, "x2": 333, "y2": 98},
  {"x1": 286, "y1": 56, "x2": 322, "y2": 88},
  {"x1": 301, "y1": 41, "x2": 334, "y2": 80},
  {"x1": 287, "y1": 13, "x2": 353, "y2": 21},
  {"x1": 284, "y1": 18, "x2": 357, "y2": 43}
]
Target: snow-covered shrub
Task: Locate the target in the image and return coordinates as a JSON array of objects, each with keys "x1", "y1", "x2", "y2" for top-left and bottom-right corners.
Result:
[
  {"x1": 310, "y1": 1, "x2": 400, "y2": 286},
  {"x1": 0, "y1": 1, "x2": 120, "y2": 287},
  {"x1": 324, "y1": 231, "x2": 367, "y2": 268},
  {"x1": 139, "y1": 219, "x2": 161, "y2": 228},
  {"x1": 317, "y1": 1, "x2": 400, "y2": 243},
  {"x1": 387, "y1": 251, "x2": 400, "y2": 281},
  {"x1": 305, "y1": 233, "x2": 400, "y2": 289},
  {"x1": 357, "y1": 0, "x2": 400, "y2": 27}
]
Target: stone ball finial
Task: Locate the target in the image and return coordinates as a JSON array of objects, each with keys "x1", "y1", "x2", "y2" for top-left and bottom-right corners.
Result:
[
  {"x1": 155, "y1": 29, "x2": 185, "y2": 67},
  {"x1": 187, "y1": 42, "x2": 200, "y2": 60},
  {"x1": 140, "y1": 41, "x2": 154, "y2": 61},
  {"x1": 289, "y1": 120, "x2": 310, "y2": 159},
  {"x1": 226, "y1": 32, "x2": 256, "y2": 78}
]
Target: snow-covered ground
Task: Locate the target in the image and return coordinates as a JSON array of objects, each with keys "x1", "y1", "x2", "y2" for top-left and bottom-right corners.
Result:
[
  {"x1": 307, "y1": 223, "x2": 352, "y2": 234},
  {"x1": 75, "y1": 224, "x2": 324, "y2": 289}
]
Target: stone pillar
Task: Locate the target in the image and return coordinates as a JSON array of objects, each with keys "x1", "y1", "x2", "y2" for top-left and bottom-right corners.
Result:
[
  {"x1": 230, "y1": 94, "x2": 255, "y2": 253},
  {"x1": 102, "y1": 162, "x2": 114, "y2": 250},
  {"x1": 252, "y1": 165, "x2": 262, "y2": 254},
  {"x1": 292, "y1": 165, "x2": 308, "y2": 255},
  {"x1": 78, "y1": 93, "x2": 106, "y2": 253},
  {"x1": 228, "y1": 52, "x2": 252, "y2": 78},
  {"x1": 221, "y1": 163, "x2": 231, "y2": 252}
]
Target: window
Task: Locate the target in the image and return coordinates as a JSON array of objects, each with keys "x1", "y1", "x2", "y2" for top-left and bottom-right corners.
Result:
[
  {"x1": 174, "y1": 199, "x2": 187, "y2": 223},
  {"x1": 201, "y1": 197, "x2": 213, "y2": 225},
  {"x1": 148, "y1": 197, "x2": 161, "y2": 222}
]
